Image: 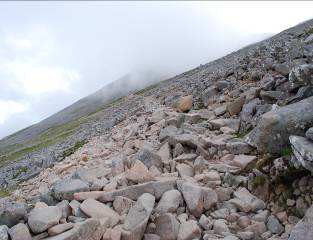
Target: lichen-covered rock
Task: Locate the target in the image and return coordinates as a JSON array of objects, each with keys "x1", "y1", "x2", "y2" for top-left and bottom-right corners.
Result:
[
  {"x1": 52, "y1": 179, "x2": 90, "y2": 201},
  {"x1": 0, "y1": 201, "x2": 27, "y2": 227},
  {"x1": 290, "y1": 135, "x2": 313, "y2": 172},
  {"x1": 289, "y1": 64, "x2": 313, "y2": 88},
  {"x1": 246, "y1": 96, "x2": 313, "y2": 154}
]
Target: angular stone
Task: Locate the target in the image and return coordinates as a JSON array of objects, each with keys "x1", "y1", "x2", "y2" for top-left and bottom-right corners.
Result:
[
  {"x1": 56, "y1": 200, "x2": 71, "y2": 219},
  {"x1": 73, "y1": 191, "x2": 104, "y2": 201},
  {"x1": 80, "y1": 199, "x2": 120, "y2": 227},
  {"x1": 230, "y1": 187, "x2": 265, "y2": 213},
  {"x1": 177, "y1": 181, "x2": 217, "y2": 217},
  {"x1": 122, "y1": 193, "x2": 155, "y2": 240},
  {"x1": 144, "y1": 234, "x2": 160, "y2": 240},
  {"x1": 28, "y1": 206, "x2": 62, "y2": 234},
  {"x1": 0, "y1": 201, "x2": 27, "y2": 227},
  {"x1": 288, "y1": 205, "x2": 313, "y2": 240},
  {"x1": 177, "y1": 220, "x2": 201, "y2": 240},
  {"x1": 113, "y1": 196, "x2": 134, "y2": 215},
  {"x1": 290, "y1": 135, "x2": 313, "y2": 172},
  {"x1": 289, "y1": 64, "x2": 313, "y2": 88},
  {"x1": 8, "y1": 223, "x2": 31, "y2": 240},
  {"x1": 48, "y1": 223, "x2": 74, "y2": 236},
  {"x1": 227, "y1": 96, "x2": 245, "y2": 116},
  {"x1": 126, "y1": 160, "x2": 154, "y2": 183},
  {"x1": 137, "y1": 148, "x2": 162, "y2": 169},
  {"x1": 155, "y1": 213, "x2": 180, "y2": 240},
  {"x1": 246, "y1": 96, "x2": 313, "y2": 154},
  {"x1": 155, "y1": 190, "x2": 182, "y2": 214},
  {"x1": 52, "y1": 179, "x2": 90, "y2": 201},
  {"x1": 176, "y1": 163, "x2": 194, "y2": 177},
  {"x1": 306, "y1": 127, "x2": 313, "y2": 141},
  {"x1": 157, "y1": 142, "x2": 172, "y2": 164},
  {"x1": 99, "y1": 180, "x2": 176, "y2": 202},
  {"x1": 44, "y1": 219, "x2": 100, "y2": 240},
  {"x1": 213, "y1": 219, "x2": 230, "y2": 235},
  {"x1": 266, "y1": 215, "x2": 284, "y2": 235},
  {"x1": 231, "y1": 155, "x2": 257, "y2": 171}
]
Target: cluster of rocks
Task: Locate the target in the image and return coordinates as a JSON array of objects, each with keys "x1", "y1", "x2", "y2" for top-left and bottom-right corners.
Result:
[{"x1": 1, "y1": 17, "x2": 313, "y2": 240}]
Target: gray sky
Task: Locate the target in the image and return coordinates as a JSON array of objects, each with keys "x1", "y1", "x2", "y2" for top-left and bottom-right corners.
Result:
[{"x1": 0, "y1": 1, "x2": 313, "y2": 139}]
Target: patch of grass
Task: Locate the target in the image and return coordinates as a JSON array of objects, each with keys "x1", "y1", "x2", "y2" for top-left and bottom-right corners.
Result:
[
  {"x1": 0, "y1": 188, "x2": 10, "y2": 198},
  {"x1": 251, "y1": 175, "x2": 267, "y2": 189},
  {"x1": 12, "y1": 166, "x2": 28, "y2": 179},
  {"x1": 62, "y1": 139, "x2": 88, "y2": 159},
  {"x1": 235, "y1": 129, "x2": 251, "y2": 139},
  {"x1": 280, "y1": 147, "x2": 293, "y2": 157}
]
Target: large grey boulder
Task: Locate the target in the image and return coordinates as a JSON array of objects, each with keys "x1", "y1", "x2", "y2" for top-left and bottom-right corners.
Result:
[
  {"x1": 288, "y1": 205, "x2": 313, "y2": 240},
  {"x1": 289, "y1": 64, "x2": 313, "y2": 88},
  {"x1": 290, "y1": 135, "x2": 313, "y2": 172},
  {"x1": 44, "y1": 218, "x2": 100, "y2": 240},
  {"x1": 0, "y1": 201, "x2": 27, "y2": 227},
  {"x1": 28, "y1": 206, "x2": 62, "y2": 233},
  {"x1": 52, "y1": 179, "x2": 90, "y2": 201},
  {"x1": 246, "y1": 96, "x2": 313, "y2": 154},
  {"x1": 122, "y1": 193, "x2": 155, "y2": 240}
]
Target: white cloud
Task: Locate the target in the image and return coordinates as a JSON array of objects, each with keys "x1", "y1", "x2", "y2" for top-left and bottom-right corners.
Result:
[
  {"x1": 5, "y1": 35, "x2": 32, "y2": 50},
  {"x1": 0, "y1": 100, "x2": 29, "y2": 124},
  {"x1": 3, "y1": 60, "x2": 81, "y2": 94}
]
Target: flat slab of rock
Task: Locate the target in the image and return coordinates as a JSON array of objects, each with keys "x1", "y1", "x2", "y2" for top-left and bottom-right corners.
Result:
[
  {"x1": 290, "y1": 135, "x2": 313, "y2": 172},
  {"x1": 122, "y1": 193, "x2": 155, "y2": 240},
  {"x1": 80, "y1": 199, "x2": 120, "y2": 227},
  {"x1": 28, "y1": 206, "x2": 62, "y2": 233},
  {"x1": 48, "y1": 223, "x2": 74, "y2": 236},
  {"x1": 44, "y1": 219, "x2": 100, "y2": 240},
  {"x1": 231, "y1": 155, "x2": 257, "y2": 171},
  {"x1": 99, "y1": 180, "x2": 176, "y2": 202},
  {"x1": 246, "y1": 96, "x2": 313, "y2": 154},
  {"x1": 52, "y1": 179, "x2": 90, "y2": 201}
]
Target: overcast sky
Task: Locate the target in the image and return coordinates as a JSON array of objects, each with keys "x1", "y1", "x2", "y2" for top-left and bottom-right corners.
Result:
[{"x1": 0, "y1": 1, "x2": 312, "y2": 139}]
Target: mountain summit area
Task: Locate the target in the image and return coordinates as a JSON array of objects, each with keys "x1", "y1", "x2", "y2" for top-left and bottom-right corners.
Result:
[{"x1": 1, "y1": 19, "x2": 313, "y2": 240}]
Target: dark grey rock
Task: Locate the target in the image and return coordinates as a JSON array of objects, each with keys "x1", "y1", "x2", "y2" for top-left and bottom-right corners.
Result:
[
  {"x1": 137, "y1": 147, "x2": 162, "y2": 169},
  {"x1": 52, "y1": 179, "x2": 89, "y2": 201},
  {"x1": 246, "y1": 96, "x2": 313, "y2": 154},
  {"x1": 0, "y1": 201, "x2": 27, "y2": 227},
  {"x1": 266, "y1": 215, "x2": 284, "y2": 234}
]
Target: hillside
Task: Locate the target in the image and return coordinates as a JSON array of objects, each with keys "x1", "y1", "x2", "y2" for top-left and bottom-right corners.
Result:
[{"x1": 0, "y1": 18, "x2": 313, "y2": 240}]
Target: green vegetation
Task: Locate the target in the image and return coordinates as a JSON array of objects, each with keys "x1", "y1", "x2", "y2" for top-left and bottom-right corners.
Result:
[
  {"x1": 12, "y1": 166, "x2": 28, "y2": 179},
  {"x1": 0, "y1": 188, "x2": 10, "y2": 198},
  {"x1": 280, "y1": 147, "x2": 293, "y2": 157},
  {"x1": 62, "y1": 139, "x2": 88, "y2": 159},
  {"x1": 251, "y1": 175, "x2": 267, "y2": 189},
  {"x1": 235, "y1": 129, "x2": 251, "y2": 139}
]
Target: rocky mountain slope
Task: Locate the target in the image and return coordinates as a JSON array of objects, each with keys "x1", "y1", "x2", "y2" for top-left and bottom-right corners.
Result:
[{"x1": 0, "y1": 19, "x2": 313, "y2": 240}]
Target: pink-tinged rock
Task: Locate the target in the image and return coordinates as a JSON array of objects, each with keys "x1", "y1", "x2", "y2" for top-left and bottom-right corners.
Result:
[
  {"x1": 48, "y1": 223, "x2": 74, "y2": 236},
  {"x1": 8, "y1": 223, "x2": 31, "y2": 240},
  {"x1": 232, "y1": 155, "x2": 257, "y2": 170},
  {"x1": 80, "y1": 199, "x2": 120, "y2": 227},
  {"x1": 73, "y1": 191, "x2": 104, "y2": 201},
  {"x1": 126, "y1": 160, "x2": 154, "y2": 183}
]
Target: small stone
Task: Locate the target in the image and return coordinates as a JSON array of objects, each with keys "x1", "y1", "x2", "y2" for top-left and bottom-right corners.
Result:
[
  {"x1": 306, "y1": 127, "x2": 313, "y2": 141},
  {"x1": 227, "y1": 96, "x2": 245, "y2": 116},
  {"x1": 266, "y1": 215, "x2": 284, "y2": 234},
  {"x1": 287, "y1": 199, "x2": 296, "y2": 207},
  {"x1": 176, "y1": 95, "x2": 193, "y2": 113},
  {"x1": 232, "y1": 155, "x2": 257, "y2": 171},
  {"x1": 199, "y1": 215, "x2": 213, "y2": 230},
  {"x1": 155, "y1": 213, "x2": 180, "y2": 240},
  {"x1": 176, "y1": 163, "x2": 194, "y2": 177},
  {"x1": 126, "y1": 160, "x2": 154, "y2": 183},
  {"x1": 237, "y1": 216, "x2": 251, "y2": 228},
  {"x1": 213, "y1": 219, "x2": 230, "y2": 235}
]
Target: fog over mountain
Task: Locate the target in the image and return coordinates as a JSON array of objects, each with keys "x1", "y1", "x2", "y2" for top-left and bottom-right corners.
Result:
[{"x1": 0, "y1": 1, "x2": 313, "y2": 138}]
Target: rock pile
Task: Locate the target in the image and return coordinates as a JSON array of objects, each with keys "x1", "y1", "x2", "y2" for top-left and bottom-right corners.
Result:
[{"x1": 1, "y1": 18, "x2": 313, "y2": 240}]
